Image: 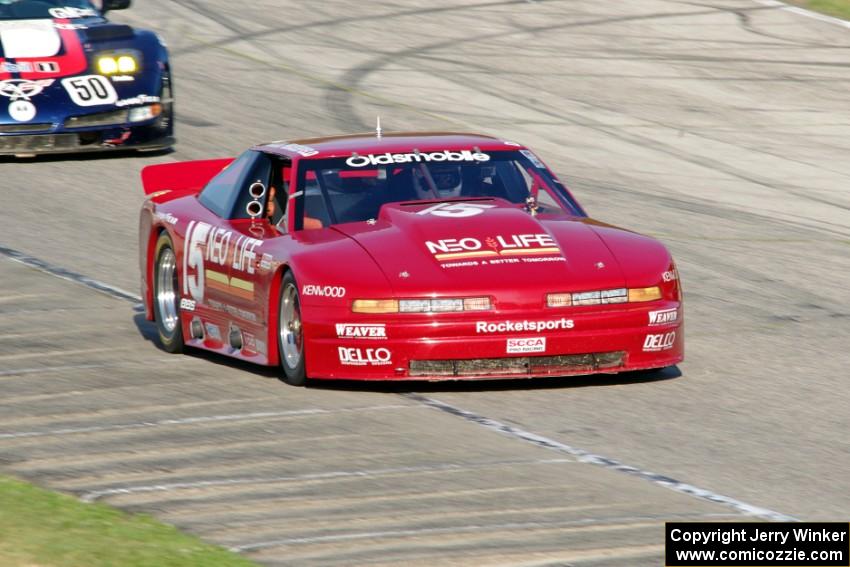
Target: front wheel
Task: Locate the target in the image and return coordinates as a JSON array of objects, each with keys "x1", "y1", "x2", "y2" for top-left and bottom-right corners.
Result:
[
  {"x1": 278, "y1": 271, "x2": 306, "y2": 386},
  {"x1": 153, "y1": 232, "x2": 184, "y2": 353}
]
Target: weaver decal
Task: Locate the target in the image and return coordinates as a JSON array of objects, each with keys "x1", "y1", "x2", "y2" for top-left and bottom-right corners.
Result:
[
  {"x1": 346, "y1": 150, "x2": 490, "y2": 168},
  {"x1": 477, "y1": 319, "x2": 574, "y2": 333},
  {"x1": 338, "y1": 347, "x2": 392, "y2": 366},
  {"x1": 663, "y1": 270, "x2": 678, "y2": 282},
  {"x1": 649, "y1": 308, "x2": 678, "y2": 326},
  {"x1": 507, "y1": 337, "x2": 546, "y2": 354},
  {"x1": 643, "y1": 331, "x2": 676, "y2": 352},
  {"x1": 426, "y1": 233, "x2": 560, "y2": 262},
  {"x1": 336, "y1": 323, "x2": 386, "y2": 340},
  {"x1": 182, "y1": 221, "x2": 262, "y2": 302}
]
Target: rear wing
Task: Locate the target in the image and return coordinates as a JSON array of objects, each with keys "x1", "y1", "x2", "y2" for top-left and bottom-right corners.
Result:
[{"x1": 141, "y1": 158, "x2": 234, "y2": 196}]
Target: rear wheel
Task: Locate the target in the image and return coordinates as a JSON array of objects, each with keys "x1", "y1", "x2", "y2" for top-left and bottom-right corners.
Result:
[
  {"x1": 278, "y1": 271, "x2": 306, "y2": 386},
  {"x1": 153, "y1": 232, "x2": 184, "y2": 353}
]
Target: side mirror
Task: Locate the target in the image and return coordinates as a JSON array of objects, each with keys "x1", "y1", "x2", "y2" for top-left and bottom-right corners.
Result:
[{"x1": 102, "y1": 0, "x2": 131, "y2": 13}]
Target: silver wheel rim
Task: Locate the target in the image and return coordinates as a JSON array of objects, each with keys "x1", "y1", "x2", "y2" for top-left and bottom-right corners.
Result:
[
  {"x1": 279, "y1": 283, "x2": 303, "y2": 370},
  {"x1": 156, "y1": 247, "x2": 179, "y2": 333}
]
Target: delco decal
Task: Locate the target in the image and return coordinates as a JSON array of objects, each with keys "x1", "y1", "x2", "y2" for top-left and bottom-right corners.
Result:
[
  {"x1": 336, "y1": 324, "x2": 386, "y2": 339},
  {"x1": 426, "y1": 233, "x2": 559, "y2": 262},
  {"x1": 643, "y1": 332, "x2": 676, "y2": 352},
  {"x1": 346, "y1": 150, "x2": 490, "y2": 168},
  {"x1": 476, "y1": 319, "x2": 574, "y2": 333},
  {"x1": 338, "y1": 347, "x2": 392, "y2": 366},
  {"x1": 303, "y1": 285, "x2": 346, "y2": 298},
  {"x1": 183, "y1": 221, "x2": 262, "y2": 302},
  {"x1": 179, "y1": 298, "x2": 196, "y2": 311},
  {"x1": 649, "y1": 308, "x2": 678, "y2": 326},
  {"x1": 507, "y1": 337, "x2": 546, "y2": 354}
]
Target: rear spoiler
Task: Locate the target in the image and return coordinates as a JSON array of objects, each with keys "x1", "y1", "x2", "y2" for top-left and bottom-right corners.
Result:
[{"x1": 141, "y1": 158, "x2": 234, "y2": 196}]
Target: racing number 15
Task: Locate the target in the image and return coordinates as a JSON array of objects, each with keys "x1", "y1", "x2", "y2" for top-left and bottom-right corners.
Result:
[{"x1": 61, "y1": 75, "x2": 118, "y2": 106}]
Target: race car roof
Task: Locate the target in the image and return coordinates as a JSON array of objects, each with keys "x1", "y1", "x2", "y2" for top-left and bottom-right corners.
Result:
[{"x1": 253, "y1": 132, "x2": 527, "y2": 160}]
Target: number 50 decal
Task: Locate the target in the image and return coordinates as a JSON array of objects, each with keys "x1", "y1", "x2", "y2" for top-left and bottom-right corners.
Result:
[{"x1": 61, "y1": 75, "x2": 118, "y2": 107}]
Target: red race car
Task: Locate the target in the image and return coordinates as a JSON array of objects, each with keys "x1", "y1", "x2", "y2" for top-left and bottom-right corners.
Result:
[{"x1": 139, "y1": 132, "x2": 683, "y2": 385}]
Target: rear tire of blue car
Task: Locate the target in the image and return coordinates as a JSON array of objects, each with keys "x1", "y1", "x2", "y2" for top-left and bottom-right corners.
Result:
[
  {"x1": 153, "y1": 232, "x2": 185, "y2": 354},
  {"x1": 278, "y1": 271, "x2": 307, "y2": 386}
]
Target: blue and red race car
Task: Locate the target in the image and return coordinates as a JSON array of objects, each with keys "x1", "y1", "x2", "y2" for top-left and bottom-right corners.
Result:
[{"x1": 0, "y1": 0, "x2": 173, "y2": 156}]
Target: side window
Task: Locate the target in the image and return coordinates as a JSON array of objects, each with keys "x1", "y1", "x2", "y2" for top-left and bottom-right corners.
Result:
[
  {"x1": 269, "y1": 161, "x2": 291, "y2": 230},
  {"x1": 198, "y1": 151, "x2": 256, "y2": 218},
  {"x1": 231, "y1": 153, "x2": 273, "y2": 220}
]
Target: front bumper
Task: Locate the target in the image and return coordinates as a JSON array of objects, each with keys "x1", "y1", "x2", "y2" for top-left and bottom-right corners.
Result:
[
  {"x1": 0, "y1": 119, "x2": 173, "y2": 156},
  {"x1": 303, "y1": 302, "x2": 684, "y2": 381}
]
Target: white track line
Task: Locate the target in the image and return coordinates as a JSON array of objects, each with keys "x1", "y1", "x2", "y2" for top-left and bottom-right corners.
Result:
[
  {"x1": 0, "y1": 404, "x2": 413, "y2": 440},
  {"x1": 230, "y1": 512, "x2": 739, "y2": 552},
  {"x1": 406, "y1": 394, "x2": 798, "y2": 522},
  {"x1": 79, "y1": 458, "x2": 573, "y2": 503},
  {"x1": 752, "y1": 0, "x2": 850, "y2": 29},
  {"x1": 0, "y1": 246, "x2": 141, "y2": 303}
]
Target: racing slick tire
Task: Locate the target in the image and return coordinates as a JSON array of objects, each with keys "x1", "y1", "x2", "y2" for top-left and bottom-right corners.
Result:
[
  {"x1": 278, "y1": 271, "x2": 307, "y2": 386},
  {"x1": 153, "y1": 232, "x2": 185, "y2": 353}
]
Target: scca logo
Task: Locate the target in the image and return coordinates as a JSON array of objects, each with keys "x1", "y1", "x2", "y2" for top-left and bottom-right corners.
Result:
[
  {"x1": 338, "y1": 347, "x2": 392, "y2": 366},
  {"x1": 506, "y1": 337, "x2": 546, "y2": 354}
]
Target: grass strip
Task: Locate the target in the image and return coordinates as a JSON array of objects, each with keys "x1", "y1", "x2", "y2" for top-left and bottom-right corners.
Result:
[
  {"x1": 790, "y1": 0, "x2": 850, "y2": 20},
  {"x1": 0, "y1": 475, "x2": 258, "y2": 567}
]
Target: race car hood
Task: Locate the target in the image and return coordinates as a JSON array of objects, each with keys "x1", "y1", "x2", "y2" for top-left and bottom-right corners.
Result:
[
  {"x1": 333, "y1": 199, "x2": 630, "y2": 306},
  {"x1": 0, "y1": 18, "x2": 94, "y2": 79}
]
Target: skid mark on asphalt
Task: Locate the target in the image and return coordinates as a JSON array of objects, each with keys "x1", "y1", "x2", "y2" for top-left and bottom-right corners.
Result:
[
  {"x1": 79, "y1": 458, "x2": 575, "y2": 503},
  {"x1": 405, "y1": 393, "x2": 798, "y2": 522}
]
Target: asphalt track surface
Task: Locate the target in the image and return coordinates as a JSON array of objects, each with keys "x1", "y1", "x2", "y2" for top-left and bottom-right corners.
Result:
[{"x1": 2, "y1": 1, "x2": 849, "y2": 565}]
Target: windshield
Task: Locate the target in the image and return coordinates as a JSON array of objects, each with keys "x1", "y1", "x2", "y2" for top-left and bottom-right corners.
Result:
[
  {"x1": 296, "y1": 150, "x2": 584, "y2": 228},
  {"x1": 0, "y1": 0, "x2": 100, "y2": 20}
]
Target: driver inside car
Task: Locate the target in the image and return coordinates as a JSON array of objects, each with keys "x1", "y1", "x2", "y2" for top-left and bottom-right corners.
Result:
[{"x1": 413, "y1": 164, "x2": 463, "y2": 200}]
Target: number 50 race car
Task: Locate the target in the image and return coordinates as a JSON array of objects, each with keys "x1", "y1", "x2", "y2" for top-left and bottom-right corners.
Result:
[
  {"x1": 0, "y1": 0, "x2": 173, "y2": 156},
  {"x1": 139, "y1": 132, "x2": 683, "y2": 386}
]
